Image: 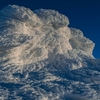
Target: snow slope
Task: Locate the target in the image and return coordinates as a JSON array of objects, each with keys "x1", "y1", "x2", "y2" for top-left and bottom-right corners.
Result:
[{"x1": 0, "y1": 5, "x2": 100, "y2": 100}]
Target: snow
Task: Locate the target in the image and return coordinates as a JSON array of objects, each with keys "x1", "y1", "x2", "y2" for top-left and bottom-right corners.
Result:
[
  {"x1": 70, "y1": 28, "x2": 95, "y2": 55},
  {"x1": 0, "y1": 5, "x2": 100, "y2": 100},
  {"x1": 34, "y1": 9, "x2": 69, "y2": 29}
]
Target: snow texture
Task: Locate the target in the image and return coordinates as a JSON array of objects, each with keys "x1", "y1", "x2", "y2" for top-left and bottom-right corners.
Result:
[{"x1": 0, "y1": 5, "x2": 100, "y2": 100}]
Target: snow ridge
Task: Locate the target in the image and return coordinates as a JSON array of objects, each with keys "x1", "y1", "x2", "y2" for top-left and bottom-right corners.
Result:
[{"x1": 0, "y1": 5, "x2": 100, "y2": 100}]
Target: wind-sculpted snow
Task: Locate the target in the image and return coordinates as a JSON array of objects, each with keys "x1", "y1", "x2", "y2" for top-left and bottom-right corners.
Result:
[
  {"x1": 34, "y1": 9, "x2": 69, "y2": 29},
  {"x1": 0, "y1": 5, "x2": 100, "y2": 100},
  {"x1": 70, "y1": 28, "x2": 95, "y2": 55}
]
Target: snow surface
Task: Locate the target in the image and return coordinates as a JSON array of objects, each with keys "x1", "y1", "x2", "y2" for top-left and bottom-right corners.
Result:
[{"x1": 0, "y1": 5, "x2": 100, "y2": 100}]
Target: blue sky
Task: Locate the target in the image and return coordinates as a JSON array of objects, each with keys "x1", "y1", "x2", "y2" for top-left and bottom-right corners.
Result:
[{"x1": 0, "y1": 0, "x2": 100, "y2": 58}]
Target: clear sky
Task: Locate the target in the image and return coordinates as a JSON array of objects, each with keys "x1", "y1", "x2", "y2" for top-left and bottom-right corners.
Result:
[{"x1": 0, "y1": 0, "x2": 100, "y2": 58}]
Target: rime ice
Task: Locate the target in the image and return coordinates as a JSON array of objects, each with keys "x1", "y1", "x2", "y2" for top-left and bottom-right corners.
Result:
[{"x1": 0, "y1": 5, "x2": 99, "y2": 100}]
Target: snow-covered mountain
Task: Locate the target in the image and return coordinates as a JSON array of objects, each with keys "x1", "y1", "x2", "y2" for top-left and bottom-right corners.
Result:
[{"x1": 0, "y1": 5, "x2": 100, "y2": 100}]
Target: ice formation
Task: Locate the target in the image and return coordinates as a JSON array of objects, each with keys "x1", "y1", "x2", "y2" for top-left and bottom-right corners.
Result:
[{"x1": 0, "y1": 5, "x2": 100, "y2": 100}]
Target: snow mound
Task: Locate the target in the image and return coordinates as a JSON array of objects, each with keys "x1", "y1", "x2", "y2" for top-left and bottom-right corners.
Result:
[
  {"x1": 70, "y1": 28, "x2": 95, "y2": 55},
  {"x1": 0, "y1": 5, "x2": 99, "y2": 100},
  {"x1": 0, "y1": 5, "x2": 94, "y2": 66},
  {"x1": 34, "y1": 9, "x2": 69, "y2": 29}
]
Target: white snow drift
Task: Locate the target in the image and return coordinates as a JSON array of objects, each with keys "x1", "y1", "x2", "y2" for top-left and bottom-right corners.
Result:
[
  {"x1": 0, "y1": 5, "x2": 94, "y2": 66},
  {"x1": 0, "y1": 5, "x2": 99, "y2": 100}
]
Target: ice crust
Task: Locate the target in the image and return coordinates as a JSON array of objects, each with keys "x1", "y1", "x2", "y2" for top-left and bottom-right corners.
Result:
[{"x1": 0, "y1": 5, "x2": 99, "y2": 100}]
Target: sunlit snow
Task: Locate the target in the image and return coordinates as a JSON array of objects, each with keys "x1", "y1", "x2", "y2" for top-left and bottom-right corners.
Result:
[{"x1": 0, "y1": 5, "x2": 100, "y2": 100}]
